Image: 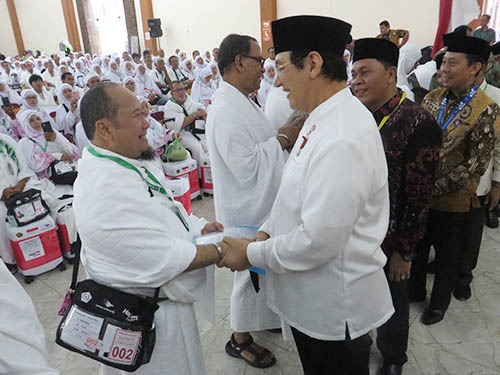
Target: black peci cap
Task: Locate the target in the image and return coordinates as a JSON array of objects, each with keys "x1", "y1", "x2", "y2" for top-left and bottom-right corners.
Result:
[
  {"x1": 271, "y1": 15, "x2": 352, "y2": 57},
  {"x1": 352, "y1": 38, "x2": 400, "y2": 67},
  {"x1": 443, "y1": 33, "x2": 491, "y2": 61}
]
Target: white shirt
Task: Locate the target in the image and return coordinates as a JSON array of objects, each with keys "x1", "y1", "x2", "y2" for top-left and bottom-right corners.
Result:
[
  {"x1": 247, "y1": 87, "x2": 394, "y2": 341},
  {"x1": 35, "y1": 87, "x2": 58, "y2": 113},
  {"x1": 167, "y1": 67, "x2": 188, "y2": 82}
]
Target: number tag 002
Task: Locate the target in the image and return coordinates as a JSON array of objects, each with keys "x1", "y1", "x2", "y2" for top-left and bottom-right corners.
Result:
[{"x1": 107, "y1": 328, "x2": 141, "y2": 365}]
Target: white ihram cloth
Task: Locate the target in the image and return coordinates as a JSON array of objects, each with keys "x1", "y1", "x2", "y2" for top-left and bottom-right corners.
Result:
[
  {"x1": 0, "y1": 261, "x2": 59, "y2": 374},
  {"x1": 73, "y1": 145, "x2": 212, "y2": 375},
  {"x1": 247, "y1": 87, "x2": 395, "y2": 341},
  {"x1": 206, "y1": 80, "x2": 286, "y2": 331},
  {"x1": 264, "y1": 85, "x2": 293, "y2": 131}
]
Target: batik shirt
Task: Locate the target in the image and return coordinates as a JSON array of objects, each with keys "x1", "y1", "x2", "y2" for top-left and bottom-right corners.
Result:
[
  {"x1": 422, "y1": 87, "x2": 500, "y2": 212},
  {"x1": 373, "y1": 89, "x2": 442, "y2": 260}
]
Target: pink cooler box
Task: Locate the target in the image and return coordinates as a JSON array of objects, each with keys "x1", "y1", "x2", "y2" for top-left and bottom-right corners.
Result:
[
  {"x1": 200, "y1": 154, "x2": 213, "y2": 195},
  {"x1": 166, "y1": 177, "x2": 192, "y2": 215},
  {"x1": 7, "y1": 215, "x2": 64, "y2": 277},
  {"x1": 163, "y1": 158, "x2": 201, "y2": 200}
]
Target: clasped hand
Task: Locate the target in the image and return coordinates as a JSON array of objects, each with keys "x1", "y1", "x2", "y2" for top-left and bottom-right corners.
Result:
[{"x1": 217, "y1": 231, "x2": 269, "y2": 271}]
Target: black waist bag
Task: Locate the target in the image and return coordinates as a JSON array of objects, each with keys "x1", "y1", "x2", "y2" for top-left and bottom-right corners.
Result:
[
  {"x1": 5, "y1": 189, "x2": 50, "y2": 226},
  {"x1": 50, "y1": 161, "x2": 78, "y2": 185},
  {"x1": 56, "y1": 279, "x2": 160, "y2": 372}
]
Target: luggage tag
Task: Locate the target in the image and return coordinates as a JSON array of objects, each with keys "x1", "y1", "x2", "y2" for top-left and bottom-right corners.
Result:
[{"x1": 58, "y1": 290, "x2": 72, "y2": 316}]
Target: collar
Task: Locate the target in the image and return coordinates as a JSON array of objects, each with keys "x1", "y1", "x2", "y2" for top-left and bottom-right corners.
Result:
[
  {"x1": 373, "y1": 88, "x2": 404, "y2": 123},
  {"x1": 479, "y1": 79, "x2": 488, "y2": 92},
  {"x1": 447, "y1": 84, "x2": 476, "y2": 102},
  {"x1": 86, "y1": 143, "x2": 144, "y2": 169}
]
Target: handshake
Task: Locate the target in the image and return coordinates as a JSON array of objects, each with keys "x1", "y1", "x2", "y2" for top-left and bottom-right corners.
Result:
[{"x1": 215, "y1": 231, "x2": 269, "y2": 272}]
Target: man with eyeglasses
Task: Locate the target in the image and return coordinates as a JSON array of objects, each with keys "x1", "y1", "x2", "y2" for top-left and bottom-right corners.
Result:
[
  {"x1": 217, "y1": 16, "x2": 394, "y2": 374},
  {"x1": 164, "y1": 81, "x2": 207, "y2": 166},
  {"x1": 206, "y1": 33, "x2": 304, "y2": 369}
]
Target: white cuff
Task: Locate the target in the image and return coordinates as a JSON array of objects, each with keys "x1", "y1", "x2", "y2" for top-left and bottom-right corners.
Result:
[{"x1": 247, "y1": 241, "x2": 266, "y2": 268}]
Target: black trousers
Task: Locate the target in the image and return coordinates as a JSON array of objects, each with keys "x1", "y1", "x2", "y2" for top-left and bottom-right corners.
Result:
[
  {"x1": 376, "y1": 273, "x2": 409, "y2": 366},
  {"x1": 291, "y1": 326, "x2": 371, "y2": 375},
  {"x1": 457, "y1": 199, "x2": 485, "y2": 287},
  {"x1": 409, "y1": 209, "x2": 472, "y2": 310}
]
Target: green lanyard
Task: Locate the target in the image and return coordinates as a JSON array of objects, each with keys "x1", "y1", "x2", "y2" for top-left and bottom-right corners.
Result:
[
  {"x1": 87, "y1": 146, "x2": 190, "y2": 231},
  {"x1": 0, "y1": 139, "x2": 20, "y2": 172},
  {"x1": 378, "y1": 92, "x2": 407, "y2": 130},
  {"x1": 28, "y1": 137, "x2": 48, "y2": 152}
]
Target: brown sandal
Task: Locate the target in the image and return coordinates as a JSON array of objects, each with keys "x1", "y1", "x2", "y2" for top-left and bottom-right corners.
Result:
[{"x1": 225, "y1": 334, "x2": 276, "y2": 368}]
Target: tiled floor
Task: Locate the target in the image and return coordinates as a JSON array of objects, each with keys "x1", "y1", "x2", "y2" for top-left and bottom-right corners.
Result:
[{"x1": 14, "y1": 196, "x2": 500, "y2": 374}]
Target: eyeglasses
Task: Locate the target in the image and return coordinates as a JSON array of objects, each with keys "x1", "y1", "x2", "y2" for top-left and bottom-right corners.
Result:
[
  {"x1": 239, "y1": 54, "x2": 265, "y2": 67},
  {"x1": 276, "y1": 55, "x2": 308, "y2": 77}
]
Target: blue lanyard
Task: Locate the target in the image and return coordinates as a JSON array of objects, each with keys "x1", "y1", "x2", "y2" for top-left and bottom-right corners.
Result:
[{"x1": 437, "y1": 86, "x2": 478, "y2": 131}]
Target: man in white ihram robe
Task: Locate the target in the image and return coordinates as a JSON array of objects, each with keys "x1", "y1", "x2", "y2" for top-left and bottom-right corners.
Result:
[
  {"x1": 0, "y1": 261, "x2": 59, "y2": 374},
  {"x1": 73, "y1": 83, "x2": 225, "y2": 375},
  {"x1": 206, "y1": 34, "x2": 303, "y2": 366}
]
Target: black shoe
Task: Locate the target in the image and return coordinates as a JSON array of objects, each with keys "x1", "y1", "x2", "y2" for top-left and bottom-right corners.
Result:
[
  {"x1": 426, "y1": 260, "x2": 436, "y2": 274},
  {"x1": 453, "y1": 284, "x2": 472, "y2": 301},
  {"x1": 485, "y1": 210, "x2": 499, "y2": 228},
  {"x1": 5, "y1": 263, "x2": 17, "y2": 274},
  {"x1": 421, "y1": 307, "x2": 446, "y2": 325},
  {"x1": 379, "y1": 364, "x2": 403, "y2": 375}
]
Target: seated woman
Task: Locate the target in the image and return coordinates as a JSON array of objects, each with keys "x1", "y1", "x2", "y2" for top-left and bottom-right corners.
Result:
[
  {"x1": 134, "y1": 64, "x2": 162, "y2": 104},
  {"x1": 55, "y1": 83, "x2": 80, "y2": 139},
  {"x1": 257, "y1": 61, "x2": 276, "y2": 111},
  {"x1": 17, "y1": 110, "x2": 78, "y2": 196},
  {"x1": 0, "y1": 78, "x2": 22, "y2": 105},
  {"x1": 138, "y1": 96, "x2": 173, "y2": 161},
  {"x1": 121, "y1": 61, "x2": 135, "y2": 77},
  {"x1": 17, "y1": 89, "x2": 56, "y2": 130},
  {"x1": 0, "y1": 102, "x2": 24, "y2": 141},
  {"x1": 194, "y1": 55, "x2": 207, "y2": 76},
  {"x1": 208, "y1": 62, "x2": 222, "y2": 89},
  {"x1": 181, "y1": 59, "x2": 196, "y2": 81},
  {"x1": 123, "y1": 76, "x2": 137, "y2": 95},
  {"x1": 105, "y1": 61, "x2": 123, "y2": 83},
  {"x1": 190, "y1": 67, "x2": 216, "y2": 108}
]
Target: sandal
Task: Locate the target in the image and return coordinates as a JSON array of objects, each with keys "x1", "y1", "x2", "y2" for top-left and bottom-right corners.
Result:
[{"x1": 225, "y1": 333, "x2": 276, "y2": 368}]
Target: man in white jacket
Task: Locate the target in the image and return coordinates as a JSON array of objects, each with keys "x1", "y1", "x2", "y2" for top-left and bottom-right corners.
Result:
[
  {"x1": 219, "y1": 16, "x2": 394, "y2": 374},
  {"x1": 206, "y1": 33, "x2": 303, "y2": 368},
  {"x1": 74, "y1": 82, "x2": 226, "y2": 374}
]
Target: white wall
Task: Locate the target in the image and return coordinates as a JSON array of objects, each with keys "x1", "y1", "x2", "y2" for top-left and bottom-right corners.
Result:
[
  {"x1": 1, "y1": 0, "x2": 440, "y2": 58},
  {"x1": 16, "y1": 0, "x2": 69, "y2": 54},
  {"x1": 0, "y1": 1, "x2": 18, "y2": 56},
  {"x1": 278, "y1": 0, "x2": 440, "y2": 48},
  {"x1": 151, "y1": 0, "x2": 261, "y2": 56}
]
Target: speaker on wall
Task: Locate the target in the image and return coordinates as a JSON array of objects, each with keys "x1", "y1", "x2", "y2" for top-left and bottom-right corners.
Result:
[{"x1": 147, "y1": 18, "x2": 163, "y2": 38}]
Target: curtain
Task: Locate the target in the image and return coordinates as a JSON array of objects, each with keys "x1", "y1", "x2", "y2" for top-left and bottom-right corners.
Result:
[{"x1": 432, "y1": 0, "x2": 453, "y2": 57}]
